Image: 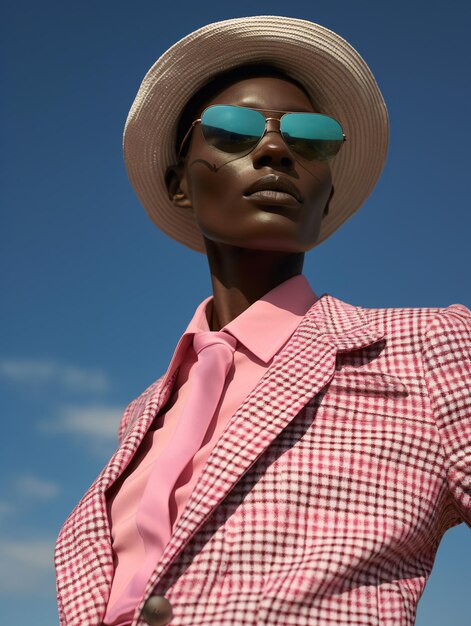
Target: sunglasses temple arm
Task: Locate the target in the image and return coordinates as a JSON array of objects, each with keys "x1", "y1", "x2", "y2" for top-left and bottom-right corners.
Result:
[{"x1": 177, "y1": 119, "x2": 202, "y2": 159}]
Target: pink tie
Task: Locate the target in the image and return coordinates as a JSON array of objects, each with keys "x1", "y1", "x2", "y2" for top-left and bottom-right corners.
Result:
[{"x1": 104, "y1": 330, "x2": 237, "y2": 623}]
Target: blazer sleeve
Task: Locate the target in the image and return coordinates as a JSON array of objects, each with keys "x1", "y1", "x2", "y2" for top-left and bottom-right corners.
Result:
[{"x1": 421, "y1": 303, "x2": 471, "y2": 528}]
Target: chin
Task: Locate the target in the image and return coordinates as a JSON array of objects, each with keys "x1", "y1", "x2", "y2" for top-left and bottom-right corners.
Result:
[
  {"x1": 202, "y1": 225, "x2": 318, "y2": 253},
  {"x1": 235, "y1": 240, "x2": 311, "y2": 254}
]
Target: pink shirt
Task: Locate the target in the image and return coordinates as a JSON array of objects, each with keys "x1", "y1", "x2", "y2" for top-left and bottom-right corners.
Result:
[{"x1": 103, "y1": 274, "x2": 318, "y2": 625}]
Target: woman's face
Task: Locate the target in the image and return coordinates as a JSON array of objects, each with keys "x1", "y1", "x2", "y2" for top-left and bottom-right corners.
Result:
[{"x1": 167, "y1": 75, "x2": 334, "y2": 253}]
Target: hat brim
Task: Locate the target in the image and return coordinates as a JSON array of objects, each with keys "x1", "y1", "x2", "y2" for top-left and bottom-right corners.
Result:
[{"x1": 123, "y1": 15, "x2": 389, "y2": 253}]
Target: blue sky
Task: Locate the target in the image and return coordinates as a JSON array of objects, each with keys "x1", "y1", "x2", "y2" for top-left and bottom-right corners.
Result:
[{"x1": 1, "y1": 1, "x2": 470, "y2": 624}]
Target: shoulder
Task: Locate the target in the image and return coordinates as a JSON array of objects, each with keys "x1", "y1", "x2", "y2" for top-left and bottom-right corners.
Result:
[
  {"x1": 117, "y1": 374, "x2": 166, "y2": 444},
  {"x1": 358, "y1": 303, "x2": 471, "y2": 391},
  {"x1": 309, "y1": 294, "x2": 470, "y2": 357},
  {"x1": 362, "y1": 302, "x2": 471, "y2": 344},
  {"x1": 417, "y1": 303, "x2": 471, "y2": 371}
]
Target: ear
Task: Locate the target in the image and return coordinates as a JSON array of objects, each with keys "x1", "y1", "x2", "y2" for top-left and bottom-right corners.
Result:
[
  {"x1": 322, "y1": 184, "x2": 334, "y2": 219},
  {"x1": 164, "y1": 162, "x2": 193, "y2": 209}
]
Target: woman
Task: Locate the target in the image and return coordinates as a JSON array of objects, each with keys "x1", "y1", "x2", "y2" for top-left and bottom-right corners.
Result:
[{"x1": 54, "y1": 16, "x2": 471, "y2": 626}]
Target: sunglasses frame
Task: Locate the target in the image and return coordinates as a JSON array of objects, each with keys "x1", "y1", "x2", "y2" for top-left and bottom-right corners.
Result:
[{"x1": 177, "y1": 104, "x2": 346, "y2": 161}]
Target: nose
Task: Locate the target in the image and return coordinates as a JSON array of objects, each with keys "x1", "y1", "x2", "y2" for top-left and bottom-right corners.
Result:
[{"x1": 250, "y1": 118, "x2": 295, "y2": 169}]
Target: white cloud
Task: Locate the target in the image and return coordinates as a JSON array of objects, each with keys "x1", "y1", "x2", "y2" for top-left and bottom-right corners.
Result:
[
  {"x1": 13, "y1": 474, "x2": 61, "y2": 501},
  {"x1": 0, "y1": 476, "x2": 60, "y2": 526},
  {"x1": 0, "y1": 538, "x2": 56, "y2": 595},
  {"x1": 39, "y1": 404, "x2": 123, "y2": 441},
  {"x1": 0, "y1": 357, "x2": 111, "y2": 393}
]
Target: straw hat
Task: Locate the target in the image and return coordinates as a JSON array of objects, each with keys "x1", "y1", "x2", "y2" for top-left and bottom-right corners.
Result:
[{"x1": 123, "y1": 15, "x2": 389, "y2": 253}]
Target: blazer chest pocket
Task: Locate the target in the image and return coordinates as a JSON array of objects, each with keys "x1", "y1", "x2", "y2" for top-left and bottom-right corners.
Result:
[{"x1": 316, "y1": 368, "x2": 411, "y2": 422}]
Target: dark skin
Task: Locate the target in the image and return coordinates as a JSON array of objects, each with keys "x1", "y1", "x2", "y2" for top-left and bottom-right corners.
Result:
[{"x1": 165, "y1": 76, "x2": 334, "y2": 331}]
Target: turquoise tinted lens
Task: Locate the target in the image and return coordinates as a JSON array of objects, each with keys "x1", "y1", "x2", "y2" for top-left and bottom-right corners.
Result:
[
  {"x1": 281, "y1": 113, "x2": 344, "y2": 160},
  {"x1": 201, "y1": 105, "x2": 266, "y2": 153}
]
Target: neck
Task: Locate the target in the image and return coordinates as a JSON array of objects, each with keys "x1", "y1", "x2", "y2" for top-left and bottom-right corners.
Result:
[{"x1": 204, "y1": 239, "x2": 305, "y2": 331}]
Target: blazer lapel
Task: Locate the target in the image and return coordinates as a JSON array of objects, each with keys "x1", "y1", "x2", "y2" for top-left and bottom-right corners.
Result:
[{"x1": 136, "y1": 293, "x2": 386, "y2": 610}]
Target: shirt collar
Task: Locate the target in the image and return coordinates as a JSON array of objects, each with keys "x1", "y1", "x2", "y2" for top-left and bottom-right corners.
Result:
[{"x1": 184, "y1": 274, "x2": 318, "y2": 364}]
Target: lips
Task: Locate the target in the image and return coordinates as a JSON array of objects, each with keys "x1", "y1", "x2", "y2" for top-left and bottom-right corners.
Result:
[{"x1": 243, "y1": 174, "x2": 302, "y2": 202}]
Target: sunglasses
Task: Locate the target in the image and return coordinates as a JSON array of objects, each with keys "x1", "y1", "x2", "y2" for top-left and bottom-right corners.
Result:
[{"x1": 177, "y1": 104, "x2": 346, "y2": 162}]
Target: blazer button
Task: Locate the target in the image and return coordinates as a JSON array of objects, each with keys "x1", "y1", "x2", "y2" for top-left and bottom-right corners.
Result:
[{"x1": 141, "y1": 595, "x2": 173, "y2": 626}]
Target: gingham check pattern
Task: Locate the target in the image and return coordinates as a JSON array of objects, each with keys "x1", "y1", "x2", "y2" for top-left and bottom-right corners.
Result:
[{"x1": 54, "y1": 294, "x2": 471, "y2": 626}]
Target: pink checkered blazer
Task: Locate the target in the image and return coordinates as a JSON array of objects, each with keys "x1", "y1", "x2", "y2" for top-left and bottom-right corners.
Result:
[{"x1": 54, "y1": 294, "x2": 471, "y2": 626}]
